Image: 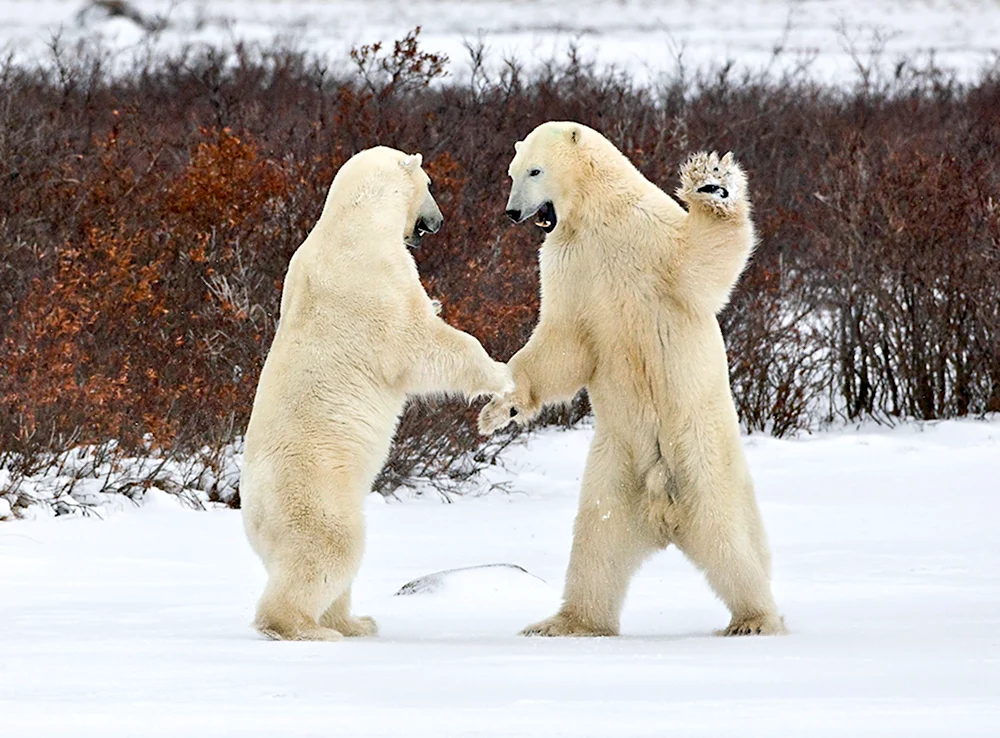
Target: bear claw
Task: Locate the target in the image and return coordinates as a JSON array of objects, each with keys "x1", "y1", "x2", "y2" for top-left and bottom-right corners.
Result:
[
  {"x1": 696, "y1": 183, "x2": 729, "y2": 198},
  {"x1": 257, "y1": 624, "x2": 345, "y2": 642},
  {"x1": 678, "y1": 150, "x2": 746, "y2": 215},
  {"x1": 520, "y1": 613, "x2": 617, "y2": 637},
  {"x1": 478, "y1": 395, "x2": 518, "y2": 435},
  {"x1": 717, "y1": 613, "x2": 786, "y2": 637}
]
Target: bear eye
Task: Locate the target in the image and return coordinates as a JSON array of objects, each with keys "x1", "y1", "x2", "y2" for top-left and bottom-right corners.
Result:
[{"x1": 528, "y1": 168, "x2": 542, "y2": 177}]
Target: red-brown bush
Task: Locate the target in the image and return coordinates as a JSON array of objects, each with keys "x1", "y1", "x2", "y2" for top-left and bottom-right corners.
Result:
[{"x1": 1, "y1": 31, "x2": 998, "y2": 513}]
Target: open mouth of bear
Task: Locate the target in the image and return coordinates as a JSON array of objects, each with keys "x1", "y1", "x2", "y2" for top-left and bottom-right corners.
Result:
[
  {"x1": 405, "y1": 217, "x2": 434, "y2": 249},
  {"x1": 534, "y1": 202, "x2": 557, "y2": 233}
]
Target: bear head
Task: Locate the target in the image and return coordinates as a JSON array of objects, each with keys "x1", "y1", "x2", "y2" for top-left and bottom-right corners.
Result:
[
  {"x1": 505, "y1": 121, "x2": 601, "y2": 235},
  {"x1": 324, "y1": 146, "x2": 443, "y2": 249}
]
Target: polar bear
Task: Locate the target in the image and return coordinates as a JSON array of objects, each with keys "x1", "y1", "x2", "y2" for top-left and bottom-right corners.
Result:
[
  {"x1": 241, "y1": 146, "x2": 512, "y2": 641},
  {"x1": 479, "y1": 122, "x2": 785, "y2": 637}
]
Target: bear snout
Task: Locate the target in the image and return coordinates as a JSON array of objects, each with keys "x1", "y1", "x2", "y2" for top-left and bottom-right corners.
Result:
[
  {"x1": 416, "y1": 214, "x2": 442, "y2": 235},
  {"x1": 505, "y1": 208, "x2": 522, "y2": 223}
]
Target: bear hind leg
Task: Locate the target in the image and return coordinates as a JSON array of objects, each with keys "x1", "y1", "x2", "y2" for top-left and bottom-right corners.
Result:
[
  {"x1": 674, "y1": 491, "x2": 785, "y2": 636},
  {"x1": 521, "y1": 434, "x2": 657, "y2": 637}
]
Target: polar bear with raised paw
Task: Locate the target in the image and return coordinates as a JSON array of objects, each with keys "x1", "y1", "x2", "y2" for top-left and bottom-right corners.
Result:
[
  {"x1": 480, "y1": 122, "x2": 785, "y2": 638},
  {"x1": 241, "y1": 146, "x2": 512, "y2": 641}
]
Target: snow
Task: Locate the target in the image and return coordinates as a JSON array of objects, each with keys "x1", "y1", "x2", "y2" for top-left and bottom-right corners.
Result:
[
  {"x1": 0, "y1": 439, "x2": 243, "y2": 519},
  {"x1": 3, "y1": 3, "x2": 997, "y2": 731},
  {"x1": 0, "y1": 1, "x2": 998, "y2": 84},
  {"x1": 2, "y1": 418, "x2": 999, "y2": 736}
]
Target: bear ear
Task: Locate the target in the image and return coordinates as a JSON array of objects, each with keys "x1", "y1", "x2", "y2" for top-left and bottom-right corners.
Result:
[
  {"x1": 514, "y1": 141, "x2": 523, "y2": 153},
  {"x1": 720, "y1": 151, "x2": 734, "y2": 167},
  {"x1": 568, "y1": 126, "x2": 581, "y2": 144},
  {"x1": 400, "y1": 153, "x2": 423, "y2": 172}
]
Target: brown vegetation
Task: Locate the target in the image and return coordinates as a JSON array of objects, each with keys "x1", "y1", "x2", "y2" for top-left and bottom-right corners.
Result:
[{"x1": 1, "y1": 30, "x2": 998, "y2": 513}]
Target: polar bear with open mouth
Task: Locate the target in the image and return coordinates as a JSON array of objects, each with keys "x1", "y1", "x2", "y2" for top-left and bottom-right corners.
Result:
[{"x1": 480, "y1": 122, "x2": 785, "y2": 638}]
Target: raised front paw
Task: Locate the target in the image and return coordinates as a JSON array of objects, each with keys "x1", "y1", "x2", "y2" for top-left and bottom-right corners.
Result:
[
  {"x1": 477, "y1": 394, "x2": 519, "y2": 435},
  {"x1": 520, "y1": 612, "x2": 617, "y2": 637},
  {"x1": 677, "y1": 151, "x2": 747, "y2": 216}
]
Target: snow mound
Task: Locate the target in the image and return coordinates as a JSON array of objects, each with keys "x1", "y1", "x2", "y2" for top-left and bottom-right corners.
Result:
[
  {"x1": 380, "y1": 563, "x2": 559, "y2": 638},
  {"x1": 395, "y1": 563, "x2": 549, "y2": 598}
]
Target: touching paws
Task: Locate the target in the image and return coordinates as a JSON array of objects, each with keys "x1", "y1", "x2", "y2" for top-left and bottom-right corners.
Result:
[
  {"x1": 477, "y1": 393, "x2": 519, "y2": 435},
  {"x1": 484, "y1": 362, "x2": 515, "y2": 397},
  {"x1": 677, "y1": 151, "x2": 748, "y2": 216}
]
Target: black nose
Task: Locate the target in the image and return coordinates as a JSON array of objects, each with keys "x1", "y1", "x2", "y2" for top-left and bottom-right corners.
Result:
[
  {"x1": 505, "y1": 209, "x2": 521, "y2": 223},
  {"x1": 417, "y1": 215, "x2": 442, "y2": 235}
]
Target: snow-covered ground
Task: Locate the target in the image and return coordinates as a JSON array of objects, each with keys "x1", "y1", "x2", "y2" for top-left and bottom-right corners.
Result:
[
  {"x1": 2, "y1": 419, "x2": 999, "y2": 736},
  {"x1": 1, "y1": 1, "x2": 999, "y2": 83}
]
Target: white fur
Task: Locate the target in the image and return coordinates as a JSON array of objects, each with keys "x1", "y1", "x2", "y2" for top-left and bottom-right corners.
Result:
[
  {"x1": 480, "y1": 123, "x2": 784, "y2": 637},
  {"x1": 241, "y1": 146, "x2": 511, "y2": 641}
]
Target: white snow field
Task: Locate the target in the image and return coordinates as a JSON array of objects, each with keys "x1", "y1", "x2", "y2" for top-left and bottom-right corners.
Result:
[
  {"x1": 1, "y1": 0, "x2": 999, "y2": 83},
  {"x1": 2, "y1": 419, "x2": 999, "y2": 737}
]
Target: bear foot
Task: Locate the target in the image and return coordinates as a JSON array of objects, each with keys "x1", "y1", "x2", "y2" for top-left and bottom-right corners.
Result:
[
  {"x1": 336, "y1": 615, "x2": 379, "y2": 638},
  {"x1": 319, "y1": 606, "x2": 379, "y2": 637},
  {"x1": 520, "y1": 612, "x2": 617, "y2": 637},
  {"x1": 677, "y1": 151, "x2": 747, "y2": 217},
  {"x1": 717, "y1": 613, "x2": 786, "y2": 637},
  {"x1": 256, "y1": 622, "x2": 344, "y2": 642}
]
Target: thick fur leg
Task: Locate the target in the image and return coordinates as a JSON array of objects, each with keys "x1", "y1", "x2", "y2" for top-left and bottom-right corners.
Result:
[
  {"x1": 253, "y1": 557, "x2": 353, "y2": 642},
  {"x1": 319, "y1": 586, "x2": 378, "y2": 637},
  {"x1": 254, "y1": 593, "x2": 344, "y2": 642},
  {"x1": 407, "y1": 321, "x2": 513, "y2": 399},
  {"x1": 521, "y1": 433, "x2": 657, "y2": 637},
  {"x1": 676, "y1": 151, "x2": 748, "y2": 218},
  {"x1": 673, "y1": 486, "x2": 785, "y2": 637},
  {"x1": 479, "y1": 359, "x2": 515, "y2": 398}
]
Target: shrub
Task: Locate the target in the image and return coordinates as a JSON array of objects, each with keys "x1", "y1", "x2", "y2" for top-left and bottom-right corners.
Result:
[{"x1": 1, "y1": 30, "x2": 998, "y2": 515}]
